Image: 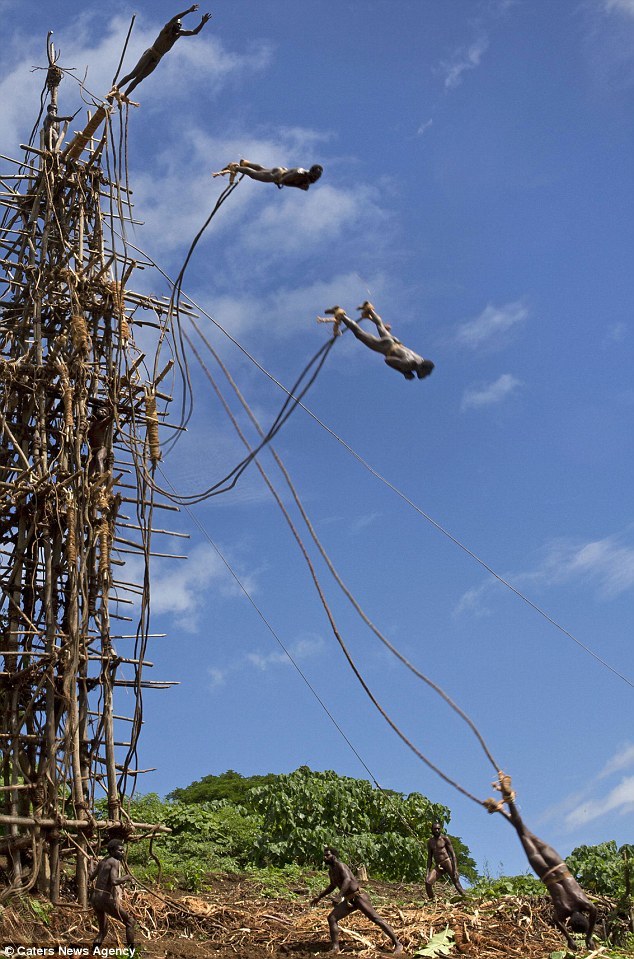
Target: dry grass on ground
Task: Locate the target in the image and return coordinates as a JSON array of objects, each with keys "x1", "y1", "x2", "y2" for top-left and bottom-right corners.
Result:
[{"x1": 0, "y1": 875, "x2": 630, "y2": 958}]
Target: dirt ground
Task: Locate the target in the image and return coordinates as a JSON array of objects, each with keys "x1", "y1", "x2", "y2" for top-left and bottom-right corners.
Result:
[{"x1": 0, "y1": 875, "x2": 630, "y2": 958}]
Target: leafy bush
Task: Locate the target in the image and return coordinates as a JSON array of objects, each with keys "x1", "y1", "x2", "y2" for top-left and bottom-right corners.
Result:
[
  {"x1": 250, "y1": 766, "x2": 478, "y2": 883},
  {"x1": 167, "y1": 769, "x2": 277, "y2": 808},
  {"x1": 469, "y1": 873, "x2": 543, "y2": 898},
  {"x1": 91, "y1": 768, "x2": 479, "y2": 890},
  {"x1": 567, "y1": 841, "x2": 633, "y2": 899}
]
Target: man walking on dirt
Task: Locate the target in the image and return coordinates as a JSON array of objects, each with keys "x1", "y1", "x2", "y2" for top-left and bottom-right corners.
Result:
[
  {"x1": 425, "y1": 821, "x2": 465, "y2": 899},
  {"x1": 89, "y1": 838, "x2": 136, "y2": 953},
  {"x1": 311, "y1": 846, "x2": 403, "y2": 954}
]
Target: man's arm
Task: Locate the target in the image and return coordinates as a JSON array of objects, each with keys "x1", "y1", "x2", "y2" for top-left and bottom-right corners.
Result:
[
  {"x1": 311, "y1": 880, "x2": 336, "y2": 905},
  {"x1": 180, "y1": 11, "x2": 212, "y2": 35},
  {"x1": 170, "y1": 5, "x2": 201, "y2": 24},
  {"x1": 552, "y1": 914, "x2": 577, "y2": 951}
]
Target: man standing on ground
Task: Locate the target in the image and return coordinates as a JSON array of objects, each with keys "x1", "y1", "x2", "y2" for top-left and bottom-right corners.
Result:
[{"x1": 311, "y1": 846, "x2": 403, "y2": 954}]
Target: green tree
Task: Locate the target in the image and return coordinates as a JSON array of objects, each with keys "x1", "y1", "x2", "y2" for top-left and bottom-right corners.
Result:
[
  {"x1": 567, "y1": 841, "x2": 634, "y2": 899},
  {"x1": 167, "y1": 769, "x2": 277, "y2": 808},
  {"x1": 250, "y1": 766, "x2": 478, "y2": 883}
]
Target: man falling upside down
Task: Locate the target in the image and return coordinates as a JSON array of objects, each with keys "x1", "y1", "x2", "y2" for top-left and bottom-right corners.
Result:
[
  {"x1": 323, "y1": 302, "x2": 435, "y2": 381},
  {"x1": 489, "y1": 774, "x2": 597, "y2": 952}
]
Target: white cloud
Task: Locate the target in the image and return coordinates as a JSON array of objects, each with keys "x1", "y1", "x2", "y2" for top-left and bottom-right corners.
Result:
[
  {"x1": 454, "y1": 536, "x2": 634, "y2": 620},
  {"x1": 200, "y1": 271, "x2": 389, "y2": 340},
  {"x1": 246, "y1": 635, "x2": 323, "y2": 671},
  {"x1": 453, "y1": 583, "x2": 496, "y2": 618},
  {"x1": 454, "y1": 530, "x2": 634, "y2": 621},
  {"x1": 603, "y1": 321, "x2": 628, "y2": 345},
  {"x1": 208, "y1": 667, "x2": 227, "y2": 688},
  {"x1": 208, "y1": 633, "x2": 324, "y2": 690},
  {"x1": 540, "y1": 743, "x2": 634, "y2": 831},
  {"x1": 603, "y1": 0, "x2": 634, "y2": 14},
  {"x1": 454, "y1": 300, "x2": 529, "y2": 349},
  {"x1": 598, "y1": 743, "x2": 634, "y2": 778},
  {"x1": 461, "y1": 373, "x2": 522, "y2": 410},
  {"x1": 565, "y1": 775, "x2": 634, "y2": 827},
  {"x1": 441, "y1": 36, "x2": 490, "y2": 90},
  {"x1": 114, "y1": 541, "x2": 258, "y2": 633},
  {"x1": 539, "y1": 534, "x2": 634, "y2": 599},
  {"x1": 417, "y1": 119, "x2": 433, "y2": 136},
  {"x1": 236, "y1": 182, "x2": 387, "y2": 261}
]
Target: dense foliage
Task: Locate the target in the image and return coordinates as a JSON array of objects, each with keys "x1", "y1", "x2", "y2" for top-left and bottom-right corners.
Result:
[
  {"x1": 101, "y1": 767, "x2": 478, "y2": 889},
  {"x1": 250, "y1": 766, "x2": 478, "y2": 883},
  {"x1": 166, "y1": 769, "x2": 277, "y2": 807},
  {"x1": 567, "y1": 841, "x2": 634, "y2": 900}
]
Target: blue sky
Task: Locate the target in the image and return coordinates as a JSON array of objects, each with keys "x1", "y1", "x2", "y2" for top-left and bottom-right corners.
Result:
[{"x1": 2, "y1": 0, "x2": 633, "y2": 879}]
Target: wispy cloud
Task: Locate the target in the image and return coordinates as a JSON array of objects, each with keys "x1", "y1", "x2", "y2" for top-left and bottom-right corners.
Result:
[
  {"x1": 538, "y1": 534, "x2": 634, "y2": 599},
  {"x1": 454, "y1": 529, "x2": 634, "y2": 618},
  {"x1": 115, "y1": 541, "x2": 258, "y2": 633},
  {"x1": 540, "y1": 743, "x2": 634, "y2": 830},
  {"x1": 565, "y1": 776, "x2": 634, "y2": 828},
  {"x1": 441, "y1": 36, "x2": 490, "y2": 90},
  {"x1": 603, "y1": 321, "x2": 628, "y2": 346},
  {"x1": 417, "y1": 119, "x2": 433, "y2": 137},
  {"x1": 208, "y1": 633, "x2": 324, "y2": 689},
  {"x1": 602, "y1": 0, "x2": 634, "y2": 15},
  {"x1": 598, "y1": 743, "x2": 634, "y2": 778},
  {"x1": 461, "y1": 373, "x2": 522, "y2": 411},
  {"x1": 204, "y1": 271, "x2": 388, "y2": 340},
  {"x1": 454, "y1": 300, "x2": 529, "y2": 350}
]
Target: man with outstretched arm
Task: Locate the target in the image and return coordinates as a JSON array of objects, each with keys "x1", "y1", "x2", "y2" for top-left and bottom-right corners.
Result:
[
  {"x1": 425, "y1": 821, "x2": 465, "y2": 899},
  {"x1": 113, "y1": 6, "x2": 212, "y2": 99},
  {"x1": 490, "y1": 774, "x2": 597, "y2": 952},
  {"x1": 323, "y1": 302, "x2": 434, "y2": 381},
  {"x1": 311, "y1": 846, "x2": 403, "y2": 954},
  {"x1": 213, "y1": 158, "x2": 323, "y2": 190}
]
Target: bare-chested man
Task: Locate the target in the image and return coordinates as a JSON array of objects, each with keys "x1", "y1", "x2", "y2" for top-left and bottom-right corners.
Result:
[
  {"x1": 89, "y1": 838, "x2": 135, "y2": 952},
  {"x1": 310, "y1": 846, "x2": 403, "y2": 955},
  {"x1": 114, "y1": 6, "x2": 212, "y2": 99},
  {"x1": 87, "y1": 404, "x2": 113, "y2": 475},
  {"x1": 42, "y1": 104, "x2": 78, "y2": 152},
  {"x1": 492, "y1": 776, "x2": 597, "y2": 952},
  {"x1": 425, "y1": 821, "x2": 465, "y2": 900},
  {"x1": 324, "y1": 302, "x2": 434, "y2": 381},
  {"x1": 213, "y1": 158, "x2": 323, "y2": 191}
]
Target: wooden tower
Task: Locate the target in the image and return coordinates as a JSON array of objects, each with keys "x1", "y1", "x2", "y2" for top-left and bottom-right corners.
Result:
[{"x1": 0, "y1": 38, "x2": 180, "y2": 903}]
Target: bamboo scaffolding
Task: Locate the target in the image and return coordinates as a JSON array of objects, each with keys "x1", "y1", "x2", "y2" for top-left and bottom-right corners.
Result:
[{"x1": 0, "y1": 46, "x2": 182, "y2": 904}]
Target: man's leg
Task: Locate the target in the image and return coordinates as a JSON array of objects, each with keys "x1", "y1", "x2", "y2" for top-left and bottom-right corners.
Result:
[
  {"x1": 92, "y1": 908, "x2": 108, "y2": 949},
  {"x1": 104, "y1": 900, "x2": 135, "y2": 949},
  {"x1": 357, "y1": 895, "x2": 403, "y2": 954},
  {"x1": 425, "y1": 866, "x2": 439, "y2": 900},
  {"x1": 450, "y1": 869, "x2": 466, "y2": 896},
  {"x1": 327, "y1": 901, "x2": 353, "y2": 954}
]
